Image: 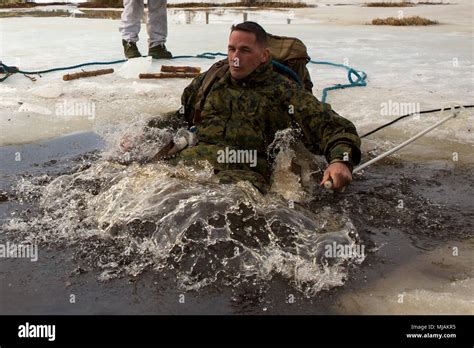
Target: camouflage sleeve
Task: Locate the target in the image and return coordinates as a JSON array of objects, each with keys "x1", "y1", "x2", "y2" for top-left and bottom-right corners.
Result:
[
  {"x1": 179, "y1": 71, "x2": 208, "y2": 126},
  {"x1": 288, "y1": 88, "x2": 361, "y2": 167},
  {"x1": 146, "y1": 110, "x2": 187, "y2": 130},
  {"x1": 147, "y1": 71, "x2": 208, "y2": 129}
]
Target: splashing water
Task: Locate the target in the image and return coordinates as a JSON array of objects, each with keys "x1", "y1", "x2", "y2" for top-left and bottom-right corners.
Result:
[
  {"x1": 3, "y1": 127, "x2": 365, "y2": 297},
  {"x1": 268, "y1": 128, "x2": 323, "y2": 203}
]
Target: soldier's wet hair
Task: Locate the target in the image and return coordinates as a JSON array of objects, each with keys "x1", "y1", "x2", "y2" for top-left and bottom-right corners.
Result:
[{"x1": 231, "y1": 21, "x2": 268, "y2": 47}]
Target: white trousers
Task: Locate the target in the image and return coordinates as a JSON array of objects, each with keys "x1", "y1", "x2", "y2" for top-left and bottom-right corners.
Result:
[{"x1": 119, "y1": 0, "x2": 168, "y2": 48}]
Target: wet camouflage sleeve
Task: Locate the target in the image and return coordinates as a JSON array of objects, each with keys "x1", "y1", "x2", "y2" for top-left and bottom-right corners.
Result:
[
  {"x1": 179, "y1": 71, "x2": 208, "y2": 126},
  {"x1": 286, "y1": 88, "x2": 361, "y2": 167}
]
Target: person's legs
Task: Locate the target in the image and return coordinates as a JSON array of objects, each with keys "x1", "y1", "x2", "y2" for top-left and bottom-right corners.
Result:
[
  {"x1": 119, "y1": 0, "x2": 144, "y2": 58},
  {"x1": 119, "y1": 0, "x2": 144, "y2": 43},
  {"x1": 146, "y1": 0, "x2": 172, "y2": 58},
  {"x1": 147, "y1": 0, "x2": 168, "y2": 47}
]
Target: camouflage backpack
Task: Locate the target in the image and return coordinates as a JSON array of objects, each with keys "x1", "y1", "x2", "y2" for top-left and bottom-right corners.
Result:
[
  {"x1": 266, "y1": 33, "x2": 313, "y2": 92},
  {"x1": 193, "y1": 33, "x2": 313, "y2": 124}
]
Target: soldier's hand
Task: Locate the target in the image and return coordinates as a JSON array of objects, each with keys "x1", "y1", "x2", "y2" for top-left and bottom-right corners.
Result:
[{"x1": 320, "y1": 162, "x2": 352, "y2": 190}]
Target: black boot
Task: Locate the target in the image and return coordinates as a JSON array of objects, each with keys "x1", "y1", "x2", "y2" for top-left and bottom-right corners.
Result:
[
  {"x1": 148, "y1": 43, "x2": 172, "y2": 59},
  {"x1": 122, "y1": 40, "x2": 142, "y2": 59}
]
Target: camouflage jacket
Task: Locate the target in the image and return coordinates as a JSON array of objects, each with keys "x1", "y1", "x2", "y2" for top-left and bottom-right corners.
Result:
[{"x1": 151, "y1": 60, "x2": 361, "y2": 189}]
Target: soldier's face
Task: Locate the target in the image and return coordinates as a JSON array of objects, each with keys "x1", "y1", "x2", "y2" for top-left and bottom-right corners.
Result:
[{"x1": 228, "y1": 30, "x2": 270, "y2": 80}]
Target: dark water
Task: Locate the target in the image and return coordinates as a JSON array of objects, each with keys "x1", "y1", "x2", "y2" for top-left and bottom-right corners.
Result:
[{"x1": 0, "y1": 132, "x2": 472, "y2": 314}]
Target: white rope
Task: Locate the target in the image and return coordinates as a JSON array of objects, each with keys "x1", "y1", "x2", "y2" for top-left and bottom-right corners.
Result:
[{"x1": 324, "y1": 110, "x2": 459, "y2": 191}]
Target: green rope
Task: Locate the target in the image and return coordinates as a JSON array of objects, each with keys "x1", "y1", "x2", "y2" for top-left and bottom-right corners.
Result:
[{"x1": 309, "y1": 60, "x2": 367, "y2": 103}]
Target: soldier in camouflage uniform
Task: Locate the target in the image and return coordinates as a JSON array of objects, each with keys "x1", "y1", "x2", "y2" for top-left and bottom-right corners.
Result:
[{"x1": 143, "y1": 22, "x2": 361, "y2": 192}]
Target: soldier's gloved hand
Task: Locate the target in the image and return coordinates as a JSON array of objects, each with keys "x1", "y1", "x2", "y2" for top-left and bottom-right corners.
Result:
[
  {"x1": 166, "y1": 128, "x2": 198, "y2": 156},
  {"x1": 320, "y1": 162, "x2": 352, "y2": 190}
]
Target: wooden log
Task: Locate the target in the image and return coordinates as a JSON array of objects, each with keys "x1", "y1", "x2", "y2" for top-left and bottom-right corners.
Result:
[
  {"x1": 161, "y1": 65, "x2": 201, "y2": 74},
  {"x1": 63, "y1": 68, "x2": 114, "y2": 81},
  {"x1": 139, "y1": 72, "x2": 200, "y2": 79}
]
